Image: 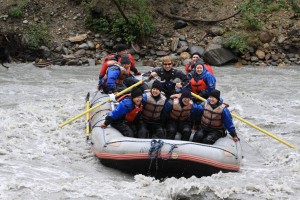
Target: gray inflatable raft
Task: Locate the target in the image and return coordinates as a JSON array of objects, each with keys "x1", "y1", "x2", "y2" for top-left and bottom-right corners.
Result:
[{"x1": 88, "y1": 91, "x2": 242, "y2": 178}]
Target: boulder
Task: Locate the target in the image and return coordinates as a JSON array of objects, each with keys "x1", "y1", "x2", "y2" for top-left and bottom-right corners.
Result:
[{"x1": 203, "y1": 44, "x2": 237, "y2": 66}]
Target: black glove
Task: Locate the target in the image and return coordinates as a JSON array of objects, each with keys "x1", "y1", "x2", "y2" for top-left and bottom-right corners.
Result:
[
  {"x1": 230, "y1": 130, "x2": 237, "y2": 138},
  {"x1": 104, "y1": 116, "x2": 113, "y2": 126}
]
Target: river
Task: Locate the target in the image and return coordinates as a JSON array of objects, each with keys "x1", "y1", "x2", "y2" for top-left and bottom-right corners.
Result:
[{"x1": 0, "y1": 63, "x2": 299, "y2": 200}]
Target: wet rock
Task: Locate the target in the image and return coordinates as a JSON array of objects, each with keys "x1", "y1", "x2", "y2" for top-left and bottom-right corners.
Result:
[{"x1": 204, "y1": 44, "x2": 237, "y2": 66}]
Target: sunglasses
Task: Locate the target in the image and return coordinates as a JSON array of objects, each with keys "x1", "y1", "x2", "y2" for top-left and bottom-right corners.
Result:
[{"x1": 163, "y1": 63, "x2": 172, "y2": 66}]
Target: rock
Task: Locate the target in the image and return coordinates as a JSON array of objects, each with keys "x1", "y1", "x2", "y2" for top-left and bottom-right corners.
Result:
[
  {"x1": 250, "y1": 56, "x2": 259, "y2": 62},
  {"x1": 255, "y1": 49, "x2": 265, "y2": 60},
  {"x1": 209, "y1": 26, "x2": 225, "y2": 36},
  {"x1": 171, "y1": 37, "x2": 179, "y2": 52},
  {"x1": 278, "y1": 35, "x2": 288, "y2": 43},
  {"x1": 204, "y1": 44, "x2": 237, "y2": 66},
  {"x1": 189, "y1": 46, "x2": 205, "y2": 56},
  {"x1": 87, "y1": 41, "x2": 95, "y2": 49},
  {"x1": 156, "y1": 51, "x2": 168, "y2": 56},
  {"x1": 39, "y1": 46, "x2": 51, "y2": 58},
  {"x1": 68, "y1": 34, "x2": 87, "y2": 43},
  {"x1": 180, "y1": 52, "x2": 190, "y2": 60},
  {"x1": 174, "y1": 20, "x2": 187, "y2": 30},
  {"x1": 78, "y1": 43, "x2": 89, "y2": 49},
  {"x1": 259, "y1": 31, "x2": 273, "y2": 43},
  {"x1": 176, "y1": 46, "x2": 189, "y2": 53},
  {"x1": 142, "y1": 60, "x2": 156, "y2": 67}
]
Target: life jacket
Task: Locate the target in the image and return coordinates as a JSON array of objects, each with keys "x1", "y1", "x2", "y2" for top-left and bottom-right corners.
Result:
[
  {"x1": 201, "y1": 102, "x2": 226, "y2": 129},
  {"x1": 190, "y1": 77, "x2": 207, "y2": 93},
  {"x1": 125, "y1": 104, "x2": 143, "y2": 122},
  {"x1": 103, "y1": 64, "x2": 130, "y2": 85},
  {"x1": 99, "y1": 53, "x2": 135, "y2": 76},
  {"x1": 142, "y1": 90, "x2": 166, "y2": 121},
  {"x1": 170, "y1": 98, "x2": 192, "y2": 121},
  {"x1": 204, "y1": 64, "x2": 214, "y2": 75}
]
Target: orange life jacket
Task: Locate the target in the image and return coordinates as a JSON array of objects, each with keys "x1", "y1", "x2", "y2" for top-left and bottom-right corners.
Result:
[
  {"x1": 190, "y1": 78, "x2": 207, "y2": 93},
  {"x1": 125, "y1": 104, "x2": 143, "y2": 122}
]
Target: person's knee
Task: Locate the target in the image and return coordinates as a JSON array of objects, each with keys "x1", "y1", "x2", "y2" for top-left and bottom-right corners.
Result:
[
  {"x1": 192, "y1": 130, "x2": 204, "y2": 142},
  {"x1": 181, "y1": 128, "x2": 191, "y2": 141}
]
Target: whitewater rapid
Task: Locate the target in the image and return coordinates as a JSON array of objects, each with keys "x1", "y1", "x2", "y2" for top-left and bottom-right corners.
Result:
[{"x1": 0, "y1": 63, "x2": 299, "y2": 200}]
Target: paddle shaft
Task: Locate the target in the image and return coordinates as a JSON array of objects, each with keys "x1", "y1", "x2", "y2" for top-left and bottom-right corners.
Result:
[
  {"x1": 191, "y1": 92, "x2": 296, "y2": 149},
  {"x1": 59, "y1": 80, "x2": 144, "y2": 128}
]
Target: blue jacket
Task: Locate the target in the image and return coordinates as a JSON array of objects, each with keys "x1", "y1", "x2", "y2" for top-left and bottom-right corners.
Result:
[
  {"x1": 99, "y1": 65, "x2": 121, "y2": 91},
  {"x1": 187, "y1": 67, "x2": 216, "y2": 95},
  {"x1": 108, "y1": 98, "x2": 134, "y2": 120}
]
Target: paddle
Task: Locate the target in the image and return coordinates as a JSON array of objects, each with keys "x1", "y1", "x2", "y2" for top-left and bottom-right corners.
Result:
[
  {"x1": 191, "y1": 92, "x2": 296, "y2": 149},
  {"x1": 85, "y1": 92, "x2": 90, "y2": 140},
  {"x1": 59, "y1": 80, "x2": 145, "y2": 128}
]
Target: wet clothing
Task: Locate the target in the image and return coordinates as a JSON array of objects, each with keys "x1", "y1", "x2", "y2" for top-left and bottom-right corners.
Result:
[
  {"x1": 141, "y1": 90, "x2": 166, "y2": 122},
  {"x1": 99, "y1": 53, "x2": 138, "y2": 77},
  {"x1": 187, "y1": 67, "x2": 216, "y2": 99},
  {"x1": 152, "y1": 67, "x2": 189, "y2": 98},
  {"x1": 104, "y1": 97, "x2": 143, "y2": 137},
  {"x1": 137, "y1": 91, "x2": 167, "y2": 139},
  {"x1": 192, "y1": 99, "x2": 236, "y2": 144},
  {"x1": 99, "y1": 64, "x2": 129, "y2": 93},
  {"x1": 162, "y1": 96, "x2": 200, "y2": 140}
]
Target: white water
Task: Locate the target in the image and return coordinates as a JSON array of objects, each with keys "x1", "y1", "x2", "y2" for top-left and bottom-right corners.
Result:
[{"x1": 0, "y1": 63, "x2": 299, "y2": 200}]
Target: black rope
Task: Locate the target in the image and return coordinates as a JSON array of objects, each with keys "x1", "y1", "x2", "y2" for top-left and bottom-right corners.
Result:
[{"x1": 148, "y1": 139, "x2": 164, "y2": 159}]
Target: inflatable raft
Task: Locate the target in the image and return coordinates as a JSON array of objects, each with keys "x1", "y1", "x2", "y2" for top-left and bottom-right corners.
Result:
[{"x1": 88, "y1": 91, "x2": 242, "y2": 178}]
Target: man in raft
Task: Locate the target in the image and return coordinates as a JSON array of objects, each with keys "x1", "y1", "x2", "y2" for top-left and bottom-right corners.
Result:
[
  {"x1": 192, "y1": 89, "x2": 239, "y2": 144},
  {"x1": 100, "y1": 88, "x2": 143, "y2": 137}
]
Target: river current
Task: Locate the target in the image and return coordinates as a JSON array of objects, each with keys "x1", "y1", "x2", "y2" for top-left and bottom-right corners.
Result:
[{"x1": 0, "y1": 63, "x2": 299, "y2": 200}]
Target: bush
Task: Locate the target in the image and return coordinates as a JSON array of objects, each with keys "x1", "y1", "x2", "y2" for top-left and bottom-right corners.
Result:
[
  {"x1": 8, "y1": 0, "x2": 27, "y2": 18},
  {"x1": 25, "y1": 24, "x2": 51, "y2": 50},
  {"x1": 224, "y1": 33, "x2": 252, "y2": 54},
  {"x1": 84, "y1": 0, "x2": 155, "y2": 43}
]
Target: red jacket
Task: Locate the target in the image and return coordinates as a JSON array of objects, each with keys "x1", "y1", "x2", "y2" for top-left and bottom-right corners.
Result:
[{"x1": 99, "y1": 53, "x2": 135, "y2": 76}]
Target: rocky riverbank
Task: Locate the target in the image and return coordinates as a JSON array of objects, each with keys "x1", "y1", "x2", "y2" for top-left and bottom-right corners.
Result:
[{"x1": 1, "y1": 0, "x2": 300, "y2": 68}]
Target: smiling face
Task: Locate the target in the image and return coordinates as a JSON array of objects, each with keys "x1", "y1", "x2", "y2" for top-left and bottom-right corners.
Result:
[
  {"x1": 192, "y1": 54, "x2": 200, "y2": 61},
  {"x1": 195, "y1": 64, "x2": 204, "y2": 74},
  {"x1": 151, "y1": 88, "x2": 160, "y2": 97},
  {"x1": 132, "y1": 96, "x2": 142, "y2": 105},
  {"x1": 162, "y1": 56, "x2": 173, "y2": 71},
  {"x1": 181, "y1": 97, "x2": 191, "y2": 106},
  {"x1": 208, "y1": 96, "x2": 218, "y2": 105}
]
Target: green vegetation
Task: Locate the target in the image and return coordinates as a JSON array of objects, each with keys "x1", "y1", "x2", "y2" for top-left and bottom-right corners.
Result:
[
  {"x1": 84, "y1": 0, "x2": 155, "y2": 44},
  {"x1": 8, "y1": 0, "x2": 27, "y2": 18},
  {"x1": 239, "y1": 0, "x2": 288, "y2": 30},
  {"x1": 225, "y1": 0, "x2": 295, "y2": 53},
  {"x1": 224, "y1": 32, "x2": 252, "y2": 54},
  {"x1": 25, "y1": 24, "x2": 51, "y2": 50}
]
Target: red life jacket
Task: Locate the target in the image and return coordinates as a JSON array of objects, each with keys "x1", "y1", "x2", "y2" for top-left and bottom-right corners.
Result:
[
  {"x1": 99, "y1": 54, "x2": 135, "y2": 76},
  {"x1": 204, "y1": 64, "x2": 214, "y2": 75},
  {"x1": 190, "y1": 78, "x2": 207, "y2": 93},
  {"x1": 125, "y1": 104, "x2": 143, "y2": 122}
]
